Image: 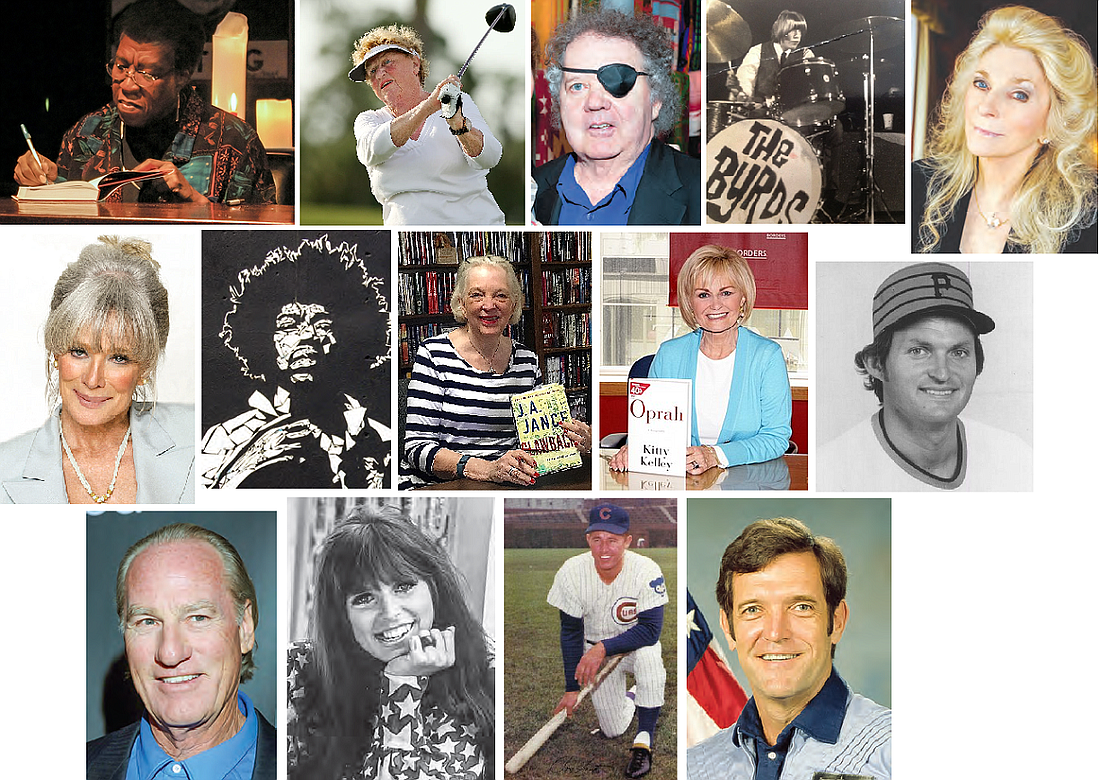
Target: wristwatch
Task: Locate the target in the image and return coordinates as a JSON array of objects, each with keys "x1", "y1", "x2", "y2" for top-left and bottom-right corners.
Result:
[
  {"x1": 449, "y1": 118, "x2": 470, "y2": 136},
  {"x1": 455, "y1": 454, "x2": 472, "y2": 477}
]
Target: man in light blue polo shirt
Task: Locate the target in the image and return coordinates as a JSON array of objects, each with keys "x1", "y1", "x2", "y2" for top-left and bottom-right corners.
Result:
[
  {"x1": 87, "y1": 523, "x2": 277, "y2": 780},
  {"x1": 687, "y1": 518, "x2": 890, "y2": 780}
]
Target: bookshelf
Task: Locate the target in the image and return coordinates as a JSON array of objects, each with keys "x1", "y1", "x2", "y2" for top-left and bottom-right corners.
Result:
[{"x1": 397, "y1": 231, "x2": 592, "y2": 421}]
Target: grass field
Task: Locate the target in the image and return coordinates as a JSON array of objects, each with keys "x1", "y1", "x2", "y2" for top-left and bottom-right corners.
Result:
[
  {"x1": 300, "y1": 202, "x2": 384, "y2": 225},
  {"x1": 504, "y1": 547, "x2": 677, "y2": 779}
]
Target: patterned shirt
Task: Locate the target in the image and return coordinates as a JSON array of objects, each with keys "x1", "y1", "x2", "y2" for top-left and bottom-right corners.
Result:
[
  {"x1": 288, "y1": 641, "x2": 486, "y2": 780},
  {"x1": 56, "y1": 86, "x2": 276, "y2": 204}
]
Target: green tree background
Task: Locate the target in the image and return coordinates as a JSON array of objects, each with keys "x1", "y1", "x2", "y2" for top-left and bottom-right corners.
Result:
[{"x1": 301, "y1": 0, "x2": 526, "y2": 225}]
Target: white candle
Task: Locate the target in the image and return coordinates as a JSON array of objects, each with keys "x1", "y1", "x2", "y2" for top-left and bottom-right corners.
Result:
[
  {"x1": 212, "y1": 12, "x2": 248, "y2": 119},
  {"x1": 256, "y1": 99, "x2": 293, "y2": 149}
]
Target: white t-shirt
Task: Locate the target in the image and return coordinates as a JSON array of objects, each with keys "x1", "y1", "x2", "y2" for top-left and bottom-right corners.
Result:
[
  {"x1": 818, "y1": 412, "x2": 1032, "y2": 491},
  {"x1": 695, "y1": 349, "x2": 736, "y2": 463}
]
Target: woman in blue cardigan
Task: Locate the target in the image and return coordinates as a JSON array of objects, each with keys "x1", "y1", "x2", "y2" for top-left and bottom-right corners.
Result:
[{"x1": 610, "y1": 245, "x2": 791, "y2": 474}]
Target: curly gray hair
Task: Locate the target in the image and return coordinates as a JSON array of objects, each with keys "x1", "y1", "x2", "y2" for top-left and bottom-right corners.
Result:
[{"x1": 543, "y1": 8, "x2": 682, "y2": 137}]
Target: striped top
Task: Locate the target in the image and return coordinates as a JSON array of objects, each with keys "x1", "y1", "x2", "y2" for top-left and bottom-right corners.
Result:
[{"x1": 400, "y1": 332, "x2": 541, "y2": 489}]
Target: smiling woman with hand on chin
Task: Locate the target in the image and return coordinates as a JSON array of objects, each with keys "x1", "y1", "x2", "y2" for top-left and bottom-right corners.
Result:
[
  {"x1": 288, "y1": 507, "x2": 494, "y2": 780},
  {"x1": 0, "y1": 236, "x2": 194, "y2": 504},
  {"x1": 913, "y1": 5, "x2": 1097, "y2": 254}
]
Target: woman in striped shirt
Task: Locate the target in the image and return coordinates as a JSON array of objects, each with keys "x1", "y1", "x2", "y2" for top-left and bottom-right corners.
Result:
[{"x1": 401, "y1": 255, "x2": 591, "y2": 489}]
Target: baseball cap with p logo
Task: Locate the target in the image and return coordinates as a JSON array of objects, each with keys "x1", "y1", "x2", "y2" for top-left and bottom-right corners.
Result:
[{"x1": 872, "y1": 262, "x2": 996, "y2": 338}]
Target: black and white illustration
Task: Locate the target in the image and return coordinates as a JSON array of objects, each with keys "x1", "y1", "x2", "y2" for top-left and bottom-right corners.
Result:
[{"x1": 200, "y1": 231, "x2": 391, "y2": 489}]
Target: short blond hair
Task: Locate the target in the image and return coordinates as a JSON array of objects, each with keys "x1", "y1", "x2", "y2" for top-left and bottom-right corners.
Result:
[
  {"x1": 450, "y1": 255, "x2": 524, "y2": 326},
  {"x1": 351, "y1": 24, "x2": 429, "y2": 85},
  {"x1": 675, "y1": 245, "x2": 757, "y2": 329}
]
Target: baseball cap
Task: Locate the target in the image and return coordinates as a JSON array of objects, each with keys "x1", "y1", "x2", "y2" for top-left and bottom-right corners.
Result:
[
  {"x1": 872, "y1": 262, "x2": 995, "y2": 338},
  {"x1": 349, "y1": 44, "x2": 417, "y2": 82},
  {"x1": 586, "y1": 503, "x2": 630, "y2": 535}
]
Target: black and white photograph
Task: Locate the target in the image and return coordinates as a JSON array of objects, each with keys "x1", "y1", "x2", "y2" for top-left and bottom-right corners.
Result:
[
  {"x1": 0, "y1": 227, "x2": 196, "y2": 505},
  {"x1": 287, "y1": 496, "x2": 495, "y2": 780},
  {"x1": 200, "y1": 230, "x2": 391, "y2": 489},
  {"x1": 706, "y1": 1, "x2": 906, "y2": 224},
  {"x1": 817, "y1": 260, "x2": 1033, "y2": 491}
]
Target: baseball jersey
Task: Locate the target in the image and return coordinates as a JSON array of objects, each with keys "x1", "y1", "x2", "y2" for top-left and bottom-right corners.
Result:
[
  {"x1": 818, "y1": 412, "x2": 1032, "y2": 491},
  {"x1": 548, "y1": 550, "x2": 668, "y2": 642}
]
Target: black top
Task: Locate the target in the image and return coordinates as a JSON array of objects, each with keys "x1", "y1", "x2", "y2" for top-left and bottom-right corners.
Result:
[
  {"x1": 911, "y1": 158, "x2": 1098, "y2": 254},
  {"x1": 533, "y1": 138, "x2": 701, "y2": 226}
]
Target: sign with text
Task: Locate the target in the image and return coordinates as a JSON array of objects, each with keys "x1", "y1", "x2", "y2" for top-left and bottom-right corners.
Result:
[
  {"x1": 706, "y1": 119, "x2": 821, "y2": 224},
  {"x1": 628, "y1": 378, "x2": 691, "y2": 476}
]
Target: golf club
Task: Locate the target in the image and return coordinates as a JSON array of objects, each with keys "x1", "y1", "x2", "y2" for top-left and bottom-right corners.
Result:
[{"x1": 439, "y1": 3, "x2": 516, "y2": 116}]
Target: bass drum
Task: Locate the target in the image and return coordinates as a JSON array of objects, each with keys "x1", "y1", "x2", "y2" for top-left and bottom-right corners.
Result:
[
  {"x1": 706, "y1": 119, "x2": 822, "y2": 224},
  {"x1": 776, "y1": 57, "x2": 845, "y2": 127}
]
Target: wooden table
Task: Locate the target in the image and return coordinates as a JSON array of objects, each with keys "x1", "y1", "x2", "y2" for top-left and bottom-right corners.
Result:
[
  {"x1": 597, "y1": 450, "x2": 807, "y2": 491},
  {"x1": 1, "y1": 199, "x2": 293, "y2": 224},
  {"x1": 414, "y1": 453, "x2": 594, "y2": 491}
]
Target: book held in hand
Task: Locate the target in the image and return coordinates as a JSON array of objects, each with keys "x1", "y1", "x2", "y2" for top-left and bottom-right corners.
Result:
[
  {"x1": 627, "y1": 378, "x2": 692, "y2": 475},
  {"x1": 14, "y1": 169, "x2": 167, "y2": 201},
  {"x1": 511, "y1": 383, "x2": 583, "y2": 476}
]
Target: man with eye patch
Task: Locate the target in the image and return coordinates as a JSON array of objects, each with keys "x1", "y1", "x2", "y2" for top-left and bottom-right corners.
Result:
[
  {"x1": 87, "y1": 523, "x2": 277, "y2": 780},
  {"x1": 533, "y1": 8, "x2": 700, "y2": 226},
  {"x1": 818, "y1": 262, "x2": 1032, "y2": 491},
  {"x1": 687, "y1": 517, "x2": 891, "y2": 780}
]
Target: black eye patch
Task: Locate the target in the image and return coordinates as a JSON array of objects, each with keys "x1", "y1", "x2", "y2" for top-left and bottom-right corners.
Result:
[{"x1": 561, "y1": 63, "x2": 650, "y2": 98}]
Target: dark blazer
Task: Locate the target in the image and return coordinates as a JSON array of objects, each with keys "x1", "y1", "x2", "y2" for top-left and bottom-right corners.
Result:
[
  {"x1": 533, "y1": 138, "x2": 701, "y2": 225},
  {"x1": 911, "y1": 159, "x2": 1098, "y2": 253},
  {"x1": 86, "y1": 710, "x2": 277, "y2": 780}
]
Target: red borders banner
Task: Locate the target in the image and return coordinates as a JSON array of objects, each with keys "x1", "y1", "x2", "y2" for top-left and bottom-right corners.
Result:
[{"x1": 668, "y1": 232, "x2": 809, "y2": 310}]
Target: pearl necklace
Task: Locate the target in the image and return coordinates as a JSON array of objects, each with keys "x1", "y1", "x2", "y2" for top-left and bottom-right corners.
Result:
[
  {"x1": 60, "y1": 420, "x2": 132, "y2": 503},
  {"x1": 468, "y1": 328, "x2": 505, "y2": 374}
]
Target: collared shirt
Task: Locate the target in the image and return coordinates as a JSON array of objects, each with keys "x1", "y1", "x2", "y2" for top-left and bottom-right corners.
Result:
[
  {"x1": 734, "y1": 668, "x2": 848, "y2": 780},
  {"x1": 556, "y1": 141, "x2": 652, "y2": 225},
  {"x1": 55, "y1": 86, "x2": 276, "y2": 204},
  {"x1": 126, "y1": 691, "x2": 259, "y2": 780}
]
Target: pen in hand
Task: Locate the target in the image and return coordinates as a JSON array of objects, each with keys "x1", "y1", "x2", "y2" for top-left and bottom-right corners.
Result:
[{"x1": 20, "y1": 123, "x2": 47, "y2": 184}]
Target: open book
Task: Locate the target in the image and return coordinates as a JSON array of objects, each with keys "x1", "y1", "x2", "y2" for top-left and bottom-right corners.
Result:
[{"x1": 14, "y1": 169, "x2": 167, "y2": 201}]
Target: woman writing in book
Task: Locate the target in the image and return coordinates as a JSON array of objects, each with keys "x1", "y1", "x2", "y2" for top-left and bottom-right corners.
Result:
[
  {"x1": 609, "y1": 245, "x2": 792, "y2": 475},
  {"x1": 348, "y1": 24, "x2": 506, "y2": 226},
  {"x1": 0, "y1": 236, "x2": 194, "y2": 504},
  {"x1": 288, "y1": 506, "x2": 493, "y2": 780},
  {"x1": 401, "y1": 255, "x2": 591, "y2": 489},
  {"x1": 913, "y1": 5, "x2": 1097, "y2": 254}
]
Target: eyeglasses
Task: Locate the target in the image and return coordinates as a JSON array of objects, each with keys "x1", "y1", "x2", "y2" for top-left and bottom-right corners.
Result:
[
  {"x1": 105, "y1": 60, "x2": 167, "y2": 86},
  {"x1": 561, "y1": 63, "x2": 650, "y2": 99}
]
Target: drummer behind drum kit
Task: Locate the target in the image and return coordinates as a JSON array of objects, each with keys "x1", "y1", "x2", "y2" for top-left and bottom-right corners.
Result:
[{"x1": 706, "y1": 3, "x2": 903, "y2": 225}]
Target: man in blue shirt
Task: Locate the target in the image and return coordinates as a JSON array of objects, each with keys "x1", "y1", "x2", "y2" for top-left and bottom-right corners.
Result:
[
  {"x1": 533, "y1": 8, "x2": 700, "y2": 226},
  {"x1": 687, "y1": 518, "x2": 890, "y2": 780},
  {"x1": 87, "y1": 523, "x2": 277, "y2": 780}
]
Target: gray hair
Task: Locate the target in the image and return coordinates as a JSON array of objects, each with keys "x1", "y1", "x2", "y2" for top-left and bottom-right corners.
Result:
[
  {"x1": 544, "y1": 8, "x2": 682, "y2": 137},
  {"x1": 44, "y1": 236, "x2": 169, "y2": 411},
  {"x1": 450, "y1": 255, "x2": 524, "y2": 326},
  {"x1": 116, "y1": 523, "x2": 259, "y2": 682}
]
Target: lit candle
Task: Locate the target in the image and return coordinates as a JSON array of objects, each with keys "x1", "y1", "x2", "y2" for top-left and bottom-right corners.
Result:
[
  {"x1": 212, "y1": 12, "x2": 248, "y2": 119},
  {"x1": 256, "y1": 99, "x2": 294, "y2": 149}
]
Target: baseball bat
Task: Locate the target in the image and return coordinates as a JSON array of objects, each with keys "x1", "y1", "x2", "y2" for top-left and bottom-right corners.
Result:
[{"x1": 505, "y1": 655, "x2": 624, "y2": 773}]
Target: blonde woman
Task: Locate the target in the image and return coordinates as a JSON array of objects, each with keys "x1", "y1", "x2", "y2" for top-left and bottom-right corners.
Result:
[{"x1": 914, "y1": 5, "x2": 1097, "y2": 254}]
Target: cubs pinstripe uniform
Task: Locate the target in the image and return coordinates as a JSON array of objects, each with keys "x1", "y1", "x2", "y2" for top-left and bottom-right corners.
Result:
[{"x1": 548, "y1": 550, "x2": 668, "y2": 737}]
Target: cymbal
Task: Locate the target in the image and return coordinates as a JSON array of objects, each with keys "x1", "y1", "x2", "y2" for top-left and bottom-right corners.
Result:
[
  {"x1": 828, "y1": 16, "x2": 904, "y2": 53},
  {"x1": 707, "y1": 0, "x2": 752, "y2": 63}
]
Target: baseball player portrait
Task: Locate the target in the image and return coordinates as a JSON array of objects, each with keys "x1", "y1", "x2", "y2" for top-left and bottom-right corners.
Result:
[{"x1": 504, "y1": 498, "x2": 676, "y2": 780}]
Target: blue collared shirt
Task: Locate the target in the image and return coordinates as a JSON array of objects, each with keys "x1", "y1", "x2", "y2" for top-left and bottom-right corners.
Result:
[
  {"x1": 556, "y1": 141, "x2": 652, "y2": 225},
  {"x1": 126, "y1": 691, "x2": 259, "y2": 780},
  {"x1": 733, "y1": 667, "x2": 848, "y2": 780}
]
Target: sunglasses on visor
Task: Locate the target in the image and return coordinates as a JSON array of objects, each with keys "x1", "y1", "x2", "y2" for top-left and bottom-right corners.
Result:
[{"x1": 560, "y1": 63, "x2": 650, "y2": 99}]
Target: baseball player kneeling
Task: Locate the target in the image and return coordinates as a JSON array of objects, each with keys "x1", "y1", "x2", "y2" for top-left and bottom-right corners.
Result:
[{"x1": 548, "y1": 503, "x2": 668, "y2": 778}]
